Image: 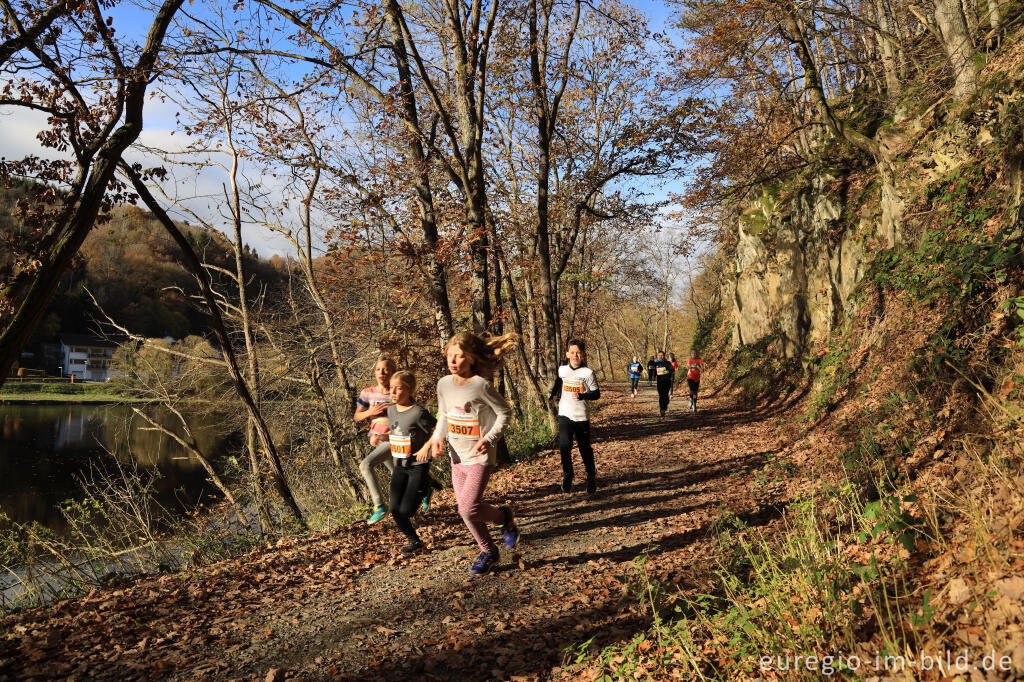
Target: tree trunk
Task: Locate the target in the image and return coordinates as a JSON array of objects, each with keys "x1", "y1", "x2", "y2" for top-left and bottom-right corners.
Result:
[
  {"x1": 0, "y1": 0, "x2": 185, "y2": 387},
  {"x1": 986, "y1": 0, "x2": 1001, "y2": 45},
  {"x1": 225, "y1": 119, "x2": 271, "y2": 532},
  {"x1": 873, "y1": 0, "x2": 903, "y2": 96},
  {"x1": 529, "y1": 0, "x2": 562, "y2": 385},
  {"x1": 934, "y1": 0, "x2": 979, "y2": 97},
  {"x1": 383, "y1": 0, "x2": 455, "y2": 346},
  {"x1": 785, "y1": 9, "x2": 881, "y2": 158},
  {"x1": 124, "y1": 166, "x2": 307, "y2": 529}
]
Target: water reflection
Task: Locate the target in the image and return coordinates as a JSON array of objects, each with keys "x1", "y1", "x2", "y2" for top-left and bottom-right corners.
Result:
[{"x1": 0, "y1": 403, "x2": 229, "y2": 534}]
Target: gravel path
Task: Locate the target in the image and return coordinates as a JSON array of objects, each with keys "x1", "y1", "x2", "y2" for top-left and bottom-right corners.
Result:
[{"x1": 1, "y1": 382, "x2": 789, "y2": 681}]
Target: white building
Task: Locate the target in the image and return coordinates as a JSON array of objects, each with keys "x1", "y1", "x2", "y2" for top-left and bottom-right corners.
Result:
[{"x1": 59, "y1": 333, "x2": 116, "y2": 381}]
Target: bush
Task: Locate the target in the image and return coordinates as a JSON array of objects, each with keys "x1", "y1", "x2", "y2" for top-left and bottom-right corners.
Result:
[
  {"x1": 723, "y1": 335, "x2": 803, "y2": 403},
  {"x1": 506, "y1": 402, "x2": 555, "y2": 463}
]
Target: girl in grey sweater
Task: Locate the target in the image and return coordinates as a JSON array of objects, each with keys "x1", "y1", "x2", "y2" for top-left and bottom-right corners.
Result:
[{"x1": 430, "y1": 331, "x2": 521, "y2": 576}]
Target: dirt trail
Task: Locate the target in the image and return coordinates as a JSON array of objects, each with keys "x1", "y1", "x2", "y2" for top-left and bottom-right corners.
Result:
[{"x1": 1, "y1": 383, "x2": 787, "y2": 681}]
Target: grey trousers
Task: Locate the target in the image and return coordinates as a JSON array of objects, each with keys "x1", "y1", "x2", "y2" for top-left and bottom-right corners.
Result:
[{"x1": 359, "y1": 441, "x2": 394, "y2": 506}]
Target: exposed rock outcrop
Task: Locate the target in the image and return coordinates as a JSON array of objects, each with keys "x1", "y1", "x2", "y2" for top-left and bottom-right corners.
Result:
[
  {"x1": 728, "y1": 87, "x2": 1024, "y2": 357},
  {"x1": 730, "y1": 172, "x2": 899, "y2": 357}
]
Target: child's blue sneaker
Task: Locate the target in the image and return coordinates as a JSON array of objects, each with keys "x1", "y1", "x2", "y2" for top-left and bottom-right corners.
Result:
[
  {"x1": 367, "y1": 505, "x2": 388, "y2": 525},
  {"x1": 421, "y1": 486, "x2": 433, "y2": 512},
  {"x1": 469, "y1": 550, "x2": 499, "y2": 576},
  {"x1": 497, "y1": 505, "x2": 520, "y2": 549}
]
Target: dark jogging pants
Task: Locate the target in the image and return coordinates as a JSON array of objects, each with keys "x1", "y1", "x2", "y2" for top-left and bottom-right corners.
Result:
[
  {"x1": 657, "y1": 378, "x2": 672, "y2": 411},
  {"x1": 390, "y1": 462, "x2": 429, "y2": 542},
  {"x1": 558, "y1": 416, "x2": 595, "y2": 481}
]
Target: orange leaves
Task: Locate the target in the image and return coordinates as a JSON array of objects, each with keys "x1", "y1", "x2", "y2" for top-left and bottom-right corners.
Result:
[{"x1": 1, "y1": 387, "x2": 792, "y2": 679}]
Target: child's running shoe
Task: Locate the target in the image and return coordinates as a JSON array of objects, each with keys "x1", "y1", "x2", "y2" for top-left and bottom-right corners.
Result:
[
  {"x1": 498, "y1": 505, "x2": 520, "y2": 548},
  {"x1": 470, "y1": 550, "x2": 499, "y2": 576},
  {"x1": 402, "y1": 539, "x2": 424, "y2": 555},
  {"x1": 366, "y1": 504, "x2": 388, "y2": 525},
  {"x1": 421, "y1": 485, "x2": 434, "y2": 512}
]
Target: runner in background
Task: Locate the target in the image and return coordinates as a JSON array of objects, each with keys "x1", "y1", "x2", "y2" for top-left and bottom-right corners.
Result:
[
  {"x1": 354, "y1": 358, "x2": 396, "y2": 524},
  {"x1": 652, "y1": 351, "x2": 674, "y2": 418},
  {"x1": 646, "y1": 356, "x2": 656, "y2": 386},
  {"x1": 669, "y1": 353, "x2": 679, "y2": 394},
  {"x1": 686, "y1": 349, "x2": 704, "y2": 413},
  {"x1": 628, "y1": 356, "x2": 643, "y2": 397},
  {"x1": 549, "y1": 339, "x2": 601, "y2": 495}
]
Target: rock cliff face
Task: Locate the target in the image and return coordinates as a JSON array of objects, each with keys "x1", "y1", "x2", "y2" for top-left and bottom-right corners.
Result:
[
  {"x1": 725, "y1": 88, "x2": 1024, "y2": 358},
  {"x1": 727, "y1": 171, "x2": 903, "y2": 358}
]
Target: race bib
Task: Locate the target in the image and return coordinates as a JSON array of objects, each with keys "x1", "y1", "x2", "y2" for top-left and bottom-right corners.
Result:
[
  {"x1": 656, "y1": 366, "x2": 668, "y2": 375},
  {"x1": 563, "y1": 381, "x2": 583, "y2": 395},
  {"x1": 390, "y1": 433, "x2": 412, "y2": 458},
  {"x1": 448, "y1": 414, "x2": 480, "y2": 441}
]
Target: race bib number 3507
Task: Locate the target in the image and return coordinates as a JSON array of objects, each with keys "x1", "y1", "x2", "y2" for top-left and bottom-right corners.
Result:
[{"x1": 448, "y1": 414, "x2": 480, "y2": 440}]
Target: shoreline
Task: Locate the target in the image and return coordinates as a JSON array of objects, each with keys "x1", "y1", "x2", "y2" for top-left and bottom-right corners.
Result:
[{"x1": 0, "y1": 394, "x2": 150, "y2": 404}]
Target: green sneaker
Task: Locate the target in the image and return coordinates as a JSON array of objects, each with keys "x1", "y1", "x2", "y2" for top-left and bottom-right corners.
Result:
[
  {"x1": 367, "y1": 505, "x2": 388, "y2": 525},
  {"x1": 421, "y1": 486, "x2": 434, "y2": 513}
]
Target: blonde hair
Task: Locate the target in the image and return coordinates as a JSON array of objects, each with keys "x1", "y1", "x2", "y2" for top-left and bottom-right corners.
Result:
[
  {"x1": 445, "y1": 331, "x2": 518, "y2": 380},
  {"x1": 374, "y1": 357, "x2": 397, "y2": 374},
  {"x1": 390, "y1": 369, "x2": 417, "y2": 393}
]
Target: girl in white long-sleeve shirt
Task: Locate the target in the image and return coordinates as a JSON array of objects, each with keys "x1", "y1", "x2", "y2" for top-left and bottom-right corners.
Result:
[{"x1": 431, "y1": 331, "x2": 520, "y2": 576}]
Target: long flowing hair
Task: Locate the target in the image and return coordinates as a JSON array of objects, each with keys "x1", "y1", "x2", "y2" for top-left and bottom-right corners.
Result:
[{"x1": 446, "y1": 331, "x2": 518, "y2": 380}]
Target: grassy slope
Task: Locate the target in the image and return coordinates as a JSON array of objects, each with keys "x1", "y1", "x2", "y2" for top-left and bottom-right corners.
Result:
[{"x1": 573, "y1": 29, "x2": 1024, "y2": 682}]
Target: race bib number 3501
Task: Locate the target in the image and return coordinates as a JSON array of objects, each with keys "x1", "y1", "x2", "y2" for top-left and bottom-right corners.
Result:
[{"x1": 390, "y1": 434, "x2": 412, "y2": 458}]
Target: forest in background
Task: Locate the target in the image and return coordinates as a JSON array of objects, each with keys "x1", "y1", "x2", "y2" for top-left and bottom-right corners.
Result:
[
  {"x1": 3, "y1": 0, "x2": 1024, "y2": 676},
  {"x1": 2, "y1": 0, "x2": 701, "y2": 546},
  {"x1": 0, "y1": 183, "x2": 286, "y2": 355}
]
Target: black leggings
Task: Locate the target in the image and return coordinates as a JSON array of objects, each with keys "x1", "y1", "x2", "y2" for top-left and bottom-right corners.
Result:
[
  {"x1": 390, "y1": 463, "x2": 430, "y2": 542},
  {"x1": 558, "y1": 417, "x2": 595, "y2": 480},
  {"x1": 630, "y1": 377, "x2": 640, "y2": 392},
  {"x1": 687, "y1": 378, "x2": 700, "y2": 397},
  {"x1": 657, "y1": 380, "x2": 671, "y2": 411}
]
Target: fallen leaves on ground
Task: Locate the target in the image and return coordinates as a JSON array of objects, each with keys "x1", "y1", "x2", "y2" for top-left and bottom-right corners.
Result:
[{"x1": 0, "y1": 385, "x2": 784, "y2": 680}]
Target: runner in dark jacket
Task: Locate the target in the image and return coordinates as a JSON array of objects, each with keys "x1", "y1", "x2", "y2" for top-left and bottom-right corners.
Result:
[{"x1": 652, "y1": 351, "x2": 674, "y2": 418}]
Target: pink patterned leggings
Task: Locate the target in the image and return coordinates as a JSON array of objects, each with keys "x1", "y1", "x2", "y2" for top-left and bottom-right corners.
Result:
[{"x1": 451, "y1": 462, "x2": 504, "y2": 553}]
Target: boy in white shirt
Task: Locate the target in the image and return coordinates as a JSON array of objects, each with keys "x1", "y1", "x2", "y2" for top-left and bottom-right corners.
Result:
[{"x1": 548, "y1": 339, "x2": 601, "y2": 495}]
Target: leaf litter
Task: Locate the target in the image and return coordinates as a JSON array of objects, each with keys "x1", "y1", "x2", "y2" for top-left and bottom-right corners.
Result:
[{"x1": 0, "y1": 384, "x2": 784, "y2": 680}]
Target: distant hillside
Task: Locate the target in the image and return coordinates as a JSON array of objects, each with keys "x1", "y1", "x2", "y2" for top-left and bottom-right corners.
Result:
[{"x1": 1, "y1": 184, "x2": 286, "y2": 365}]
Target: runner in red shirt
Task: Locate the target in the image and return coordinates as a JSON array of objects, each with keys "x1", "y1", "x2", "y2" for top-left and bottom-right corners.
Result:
[{"x1": 685, "y1": 349, "x2": 704, "y2": 413}]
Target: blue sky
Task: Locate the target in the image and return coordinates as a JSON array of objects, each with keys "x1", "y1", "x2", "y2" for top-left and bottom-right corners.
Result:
[{"x1": 1, "y1": 0, "x2": 690, "y2": 257}]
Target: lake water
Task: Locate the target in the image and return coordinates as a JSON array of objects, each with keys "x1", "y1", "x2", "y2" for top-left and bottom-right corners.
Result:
[{"x1": 0, "y1": 402, "x2": 228, "y2": 535}]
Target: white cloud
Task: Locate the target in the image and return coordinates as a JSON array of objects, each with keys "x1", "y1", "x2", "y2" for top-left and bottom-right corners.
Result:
[{"x1": 1, "y1": 98, "x2": 299, "y2": 258}]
